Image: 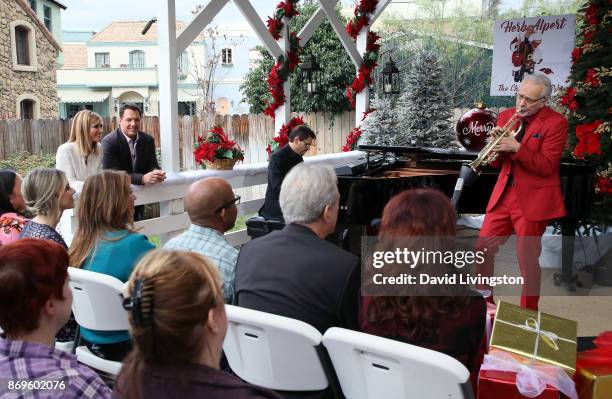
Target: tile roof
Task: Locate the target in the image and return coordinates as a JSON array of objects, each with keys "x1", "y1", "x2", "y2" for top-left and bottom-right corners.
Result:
[
  {"x1": 90, "y1": 21, "x2": 199, "y2": 43},
  {"x1": 61, "y1": 43, "x2": 87, "y2": 69}
]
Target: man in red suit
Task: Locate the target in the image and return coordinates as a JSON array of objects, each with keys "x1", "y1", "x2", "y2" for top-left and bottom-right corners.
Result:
[{"x1": 477, "y1": 73, "x2": 567, "y2": 310}]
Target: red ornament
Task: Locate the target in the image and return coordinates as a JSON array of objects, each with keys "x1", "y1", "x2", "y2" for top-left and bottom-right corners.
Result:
[{"x1": 455, "y1": 105, "x2": 498, "y2": 151}]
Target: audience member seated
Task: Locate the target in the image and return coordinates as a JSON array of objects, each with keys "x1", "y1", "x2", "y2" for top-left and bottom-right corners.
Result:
[
  {"x1": 0, "y1": 239, "x2": 112, "y2": 398},
  {"x1": 360, "y1": 188, "x2": 486, "y2": 376},
  {"x1": 19, "y1": 167, "x2": 75, "y2": 248},
  {"x1": 236, "y1": 163, "x2": 360, "y2": 334},
  {"x1": 69, "y1": 170, "x2": 154, "y2": 361},
  {"x1": 164, "y1": 177, "x2": 239, "y2": 303},
  {"x1": 56, "y1": 110, "x2": 104, "y2": 191},
  {"x1": 114, "y1": 249, "x2": 281, "y2": 399},
  {"x1": 0, "y1": 169, "x2": 28, "y2": 245}
]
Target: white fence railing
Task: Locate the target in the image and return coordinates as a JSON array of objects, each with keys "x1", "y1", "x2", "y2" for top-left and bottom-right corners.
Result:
[{"x1": 59, "y1": 151, "x2": 365, "y2": 247}]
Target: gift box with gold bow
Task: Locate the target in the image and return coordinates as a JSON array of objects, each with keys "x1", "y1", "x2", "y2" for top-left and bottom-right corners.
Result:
[
  {"x1": 575, "y1": 331, "x2": 612, "y2": 399},
  {"x1": 489, "y1": 301, "x2": 578, "y2": 376}
]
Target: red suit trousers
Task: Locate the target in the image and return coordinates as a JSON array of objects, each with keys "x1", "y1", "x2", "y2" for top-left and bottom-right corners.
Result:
[{"x1": 476, "y1": 184, "x2": 548, "y2": 311}]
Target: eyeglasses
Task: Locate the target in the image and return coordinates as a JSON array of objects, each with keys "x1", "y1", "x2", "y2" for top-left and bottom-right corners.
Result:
[
  {"x1": 516, "y1": 93, "x2": 545, "y2": 105},
  {"x1": 214, "y1": 195, "x2": 241, "y2": 213}
]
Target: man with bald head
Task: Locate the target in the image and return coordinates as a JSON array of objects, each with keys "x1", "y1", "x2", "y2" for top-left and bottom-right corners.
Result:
[{"x1": 163, "y1": 177, "x2": 240, "y2": 302}]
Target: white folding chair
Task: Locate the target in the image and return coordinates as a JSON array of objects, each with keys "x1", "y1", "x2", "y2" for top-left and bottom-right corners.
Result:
[
  {"x1": 223, "y1": 305, "x2": 334, "y2": 392},
  {"x1": 67, "y1": 267, "x2": 129, "y2": 376},
  {"x1": 322, "y1": 327, "x2": 474, "y2": 399}
]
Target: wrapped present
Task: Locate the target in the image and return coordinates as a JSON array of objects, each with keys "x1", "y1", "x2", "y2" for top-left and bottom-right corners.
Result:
[
  {"x1": 479, "y1": 351, "x2": 577, "y2": 399},
  {"x1": 478, "y1": 370, "x2": 562, "y2": 399},
  {"x1": 485, "y1": 300, "x2": 497, "y2": 349},
  {"x1": 575, "y1": 331, "x2": 612, "y2": 399},
  {"x1": 490, "y1": 301, "x2": 577, "y2": 375}
]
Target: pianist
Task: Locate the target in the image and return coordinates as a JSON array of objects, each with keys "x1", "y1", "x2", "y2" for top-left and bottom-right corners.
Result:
[
  {"x1": 259, "y1": 125, "x2": 316, "y2": 222},
  {"x1": 476, "y1": 73, "x2": 567, "y2": 310}
]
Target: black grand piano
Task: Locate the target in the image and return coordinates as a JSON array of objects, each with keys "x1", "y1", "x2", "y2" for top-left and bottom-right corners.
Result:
[{"x1": 335, "y1": 145, "x2": 595, "y2": 292}]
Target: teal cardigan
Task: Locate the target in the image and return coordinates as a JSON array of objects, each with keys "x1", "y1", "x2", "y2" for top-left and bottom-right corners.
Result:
[{"x1": 80, "y1": 230, "x2": 155, "y2": 345}]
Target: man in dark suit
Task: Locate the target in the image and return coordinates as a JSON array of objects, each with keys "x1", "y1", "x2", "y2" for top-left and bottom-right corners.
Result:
[
  {"x1": 102, "y1": 103, "x2": 165, "y2": 219},
  {"x1": 236, "y1": 163, "x2": 360, "y2": 334},
  {"x1": 259, "y1": 125, "x2": 316, "y2": 222}
]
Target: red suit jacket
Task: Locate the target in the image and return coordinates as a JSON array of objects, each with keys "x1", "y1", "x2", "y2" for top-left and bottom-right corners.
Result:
[{"x1": 487, "y1": 107, "x2": 567, "y2": 222}]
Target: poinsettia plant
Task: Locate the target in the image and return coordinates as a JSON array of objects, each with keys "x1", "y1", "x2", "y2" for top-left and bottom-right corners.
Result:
[{"x1": 194, "y1": 126, "x2": 244, "y2": 168}]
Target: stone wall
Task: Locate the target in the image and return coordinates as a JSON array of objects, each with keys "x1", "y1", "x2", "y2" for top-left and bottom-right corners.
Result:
[{"x1": 0, "y1": 0, "x2": 59, "y2": 119}]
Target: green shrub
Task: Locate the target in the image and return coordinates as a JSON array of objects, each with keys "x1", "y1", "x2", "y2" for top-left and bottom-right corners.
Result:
[{"x1": 0, "y1": 151, "x2": 56, "y2": 176}]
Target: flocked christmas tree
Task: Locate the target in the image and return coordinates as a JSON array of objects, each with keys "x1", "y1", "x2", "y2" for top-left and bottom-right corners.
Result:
[
  {"x1": 359, "y1": 94, "x2": 402, "y2": 146},
  {"x1": 558, "y1": 0, "x2": 611, "y2": 224},
  {"x1": 396, "y1": 50, "x2": 456, "y2": 149}
]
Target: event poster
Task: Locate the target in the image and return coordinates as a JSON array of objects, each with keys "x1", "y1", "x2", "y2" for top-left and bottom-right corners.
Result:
[{"x1": 490, "y1": 14, "x2": 575, "y2": 96}]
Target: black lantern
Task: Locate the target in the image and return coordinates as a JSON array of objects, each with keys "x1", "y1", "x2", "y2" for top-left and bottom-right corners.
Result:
[
  {"x1": 300, "y1": 54, "x2": 321, "y2": 96},
  {"x1": 382, "y1": 57, "x2": 400, "y2": 95}
]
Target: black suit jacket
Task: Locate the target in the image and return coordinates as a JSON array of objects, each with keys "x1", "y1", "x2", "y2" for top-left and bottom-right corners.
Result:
[
  {"x1": 259, "y1": 145, "x2": 303, "y2": 222},
  {"x1": 101, "y1": 128, "x2": 159, "y2": 185},
  {"x1": 235, "y1": 224, "x2": 360, "y2": 333}
]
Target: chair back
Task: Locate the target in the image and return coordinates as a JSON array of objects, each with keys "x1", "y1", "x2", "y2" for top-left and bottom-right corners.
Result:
[
  {"x1": 68, "y1": 267, "x2": 129, "y2": 331},
  {"x1": 322, "y1": 327, "x2": 474, "y2": 399},
  {"x1": 223, "y1": 305, "x2": 329, "y2": 391}
]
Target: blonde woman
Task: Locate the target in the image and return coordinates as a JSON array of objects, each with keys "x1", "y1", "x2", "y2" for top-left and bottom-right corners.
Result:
[
  {"x1": 69, "y1": 170, "x2": 154, "y2": 361},
  {"x1": 20, "y1": 167, "x2": 75, "y2": 248},
  {"x1": 56, "y1": 110, "x2": 104, "y2": 190},
  {"x1": 114, "y1": 250, "x2": 280, "y2": 399}
]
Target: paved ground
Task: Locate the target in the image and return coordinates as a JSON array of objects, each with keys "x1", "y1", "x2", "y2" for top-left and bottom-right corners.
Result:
[{"x1": 458, "y1": 227, "x2": 612, "y2": 337}]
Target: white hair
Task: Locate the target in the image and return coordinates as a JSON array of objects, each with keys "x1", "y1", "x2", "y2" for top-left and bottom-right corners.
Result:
[
  {"x1": 280, "y1": 163, "x2": 339, "y2": 224},
  {"x1": 522, "y1": 73, "x2": 552, "y2": 99}
]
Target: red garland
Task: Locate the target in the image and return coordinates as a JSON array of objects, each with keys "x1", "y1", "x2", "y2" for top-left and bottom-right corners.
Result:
[
  {"x1": 560, "y1": 87, "x2": 579, "y2": 111},
  {"x1": 342, "y1": 127, "x2": 363, "y2": 152},
  {"x1": 584, "y1": 68, "x2": 601, "y2": 88},
  {"x1": 266, "y1": 1, "x2": 299, "y2": 40},
  {"x1": 266, "y1": 116, "x2": 305, "y2": 156},
  {"x1": 573, "y1": 120, "x2": 603, "y2": 157},
  {"x1": 345, "y1": 0, "x2": 381, "y2": 108},
  {"x1": 263, "y1": 32, "x2": 301, "y2": 119}
]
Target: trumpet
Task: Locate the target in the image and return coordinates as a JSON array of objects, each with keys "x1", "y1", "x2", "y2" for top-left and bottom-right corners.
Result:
[{"x1": 467, "y1": 113, "x2": 523, "y2": 173}]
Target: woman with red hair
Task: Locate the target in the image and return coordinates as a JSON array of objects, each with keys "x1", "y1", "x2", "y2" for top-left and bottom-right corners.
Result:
[
  {"x1": 0, "y1": 239, "x2": 111, "y2": 398},
  {"x1": 360, "y1": 188, "x2": 486, "y2": 375}
]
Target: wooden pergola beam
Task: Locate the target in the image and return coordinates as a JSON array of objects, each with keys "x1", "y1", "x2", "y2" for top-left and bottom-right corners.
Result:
[{"x1": 176, "y1": 0, "x2": 230, "y2": 55}]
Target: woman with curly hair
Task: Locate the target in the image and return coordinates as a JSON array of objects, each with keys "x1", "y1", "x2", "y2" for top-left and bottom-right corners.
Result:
[{"x1": 360, "y1": 188, "x2": 486, "y2": 375}]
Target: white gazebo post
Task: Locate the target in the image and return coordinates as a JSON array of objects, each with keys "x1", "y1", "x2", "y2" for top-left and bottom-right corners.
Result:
[
  {"x1": 157, "y1": 0, "x2": 180, "y2": 173},
  {"x1": 275, "y1": 17, "x2": 291, "y2": 132},
  {"x1": 355, "y1": 31, "x2": 369, "y2": 128}
]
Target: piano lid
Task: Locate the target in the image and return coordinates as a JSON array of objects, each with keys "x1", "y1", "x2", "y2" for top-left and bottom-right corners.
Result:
[{"x1": 357, "y1": 144, "x2": 480, "y2": 161}]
